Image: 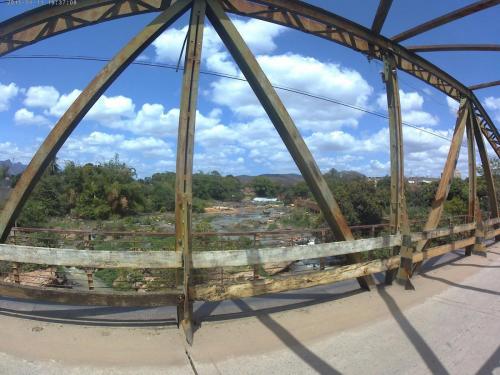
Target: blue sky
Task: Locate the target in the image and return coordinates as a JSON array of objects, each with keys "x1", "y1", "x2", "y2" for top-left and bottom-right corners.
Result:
[{"x1": 0, "y1": 1, "x2": 499, "y2": 178}]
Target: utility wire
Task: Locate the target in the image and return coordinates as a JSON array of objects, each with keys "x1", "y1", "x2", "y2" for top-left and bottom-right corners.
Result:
[{"x1": 1, "y1": 53, "x2": 458, "y2": 143}]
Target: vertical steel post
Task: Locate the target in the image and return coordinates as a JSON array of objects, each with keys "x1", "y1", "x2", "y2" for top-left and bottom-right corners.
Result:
[
  {"x1": 382, "y1": 53, "x2": 411, "y2": 286},
  {"x1": 175, "y1": 0, "x2": 206, "y2": 345},
  {"x1": 472, "y1": 111, "x2": 500, "y2": 242},
  {"x1": 466, "y1": 103, "x2": 479, "y2": 255},
  {"x1": 206, "y1": 0, "x2": 373, "y2": 290}
]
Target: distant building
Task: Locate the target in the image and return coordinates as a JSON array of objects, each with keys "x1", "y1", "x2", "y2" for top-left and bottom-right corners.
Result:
[{"x1": 454, "y1": 170, "x2": 462, "y2": 179}]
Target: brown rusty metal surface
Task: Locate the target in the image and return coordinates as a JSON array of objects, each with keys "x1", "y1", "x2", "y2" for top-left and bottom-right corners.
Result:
[
  {"x1": 407, "y1": 44, "x2": 500, "y2": 52},
  {"x1": 0, "y1": 0, "x2": 169, "y2": 56},
  {"x1": 0, "y1": 0, "x2": 498, "y2": 156},
  {"x1": 466, "y1": 102, "x2": 478, "y2": 255},
  {"x1": 473, "y1": 115, "x2": 499, "y2": 220},
  {"x1": 371, "y1": 0, "x2": 393, "y2": 33},
  {"x1": 469, "y1": 80, "x2": 500, "y2": 90},
  {"x1": 383, "y1": 53, "x2": 411, "y2": 283},
  {"x1": 383, "y1": 53, "x2": 409, "y2": 235},
  {"x1": 466, "y1": 103, "x2": 477, "y2": 222},
  {"x1": 391, "y1": 0, "x2": 500, "y2": 43},
  {"x1": 0, "y1": 0, "x2": 192, "y2": 243},
  {"x1": 416, "y1": 99, "x2": 469, "y2": 252},
  {"x1": 174, "y1": 0, "x2": 206, "y2": 341},
  {"x1": 472, "y1": 110, "x2": 500, "y2": 242}
]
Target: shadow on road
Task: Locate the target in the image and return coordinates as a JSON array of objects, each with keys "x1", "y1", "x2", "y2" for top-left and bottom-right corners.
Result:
[
  {"x1": 197, "y1": 288, "x2": 363, "y2": 323},
  {"x1": 0, "y1": 303, "x2": 177, "y2": 327},
  {"x1": 377, "y1": 287, "x2": 449, "y2": 375},
  {"x1": 477, "y1": 345, "x2": 500, "y2": 374},
  {"x1": 419, "y1": 274, "x2": 500, "y2": 296},
  {"x1": 233, "y1": 298, "x2": 341, "y2": 375}
]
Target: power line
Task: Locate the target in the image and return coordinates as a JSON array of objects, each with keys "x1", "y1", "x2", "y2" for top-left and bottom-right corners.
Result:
[{"x1": 1, "y1": 53, "x2": 457, "y2": 143}]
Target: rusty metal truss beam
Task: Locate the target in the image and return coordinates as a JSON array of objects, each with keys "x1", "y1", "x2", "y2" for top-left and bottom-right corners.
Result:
[
  {"x1": 371, "y1": 0, "x2": 393, "y2": 34},
  {"x1": 407, "y1": 44, "x2": 500, "y2": 53},
  {"x1": 0, "y1": 0, "x2": 499, "y2": 156},
  {"x1": 391, "y1": 0, "x2": 500, "y2": 43},
  {"x1": 175, "y1": 0, "x2": 206, "y2": 345},
  {"x1": 469, "y1": 80, "x2": 500, "y2": 90},
  {"x1": 416, "y1": 99, "x2": 469, "y2": 253}
]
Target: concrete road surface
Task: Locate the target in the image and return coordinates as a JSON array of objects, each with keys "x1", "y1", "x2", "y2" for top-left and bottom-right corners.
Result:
[{"x1": 0, "y1": 244, "x2": 499, "y2": 374}]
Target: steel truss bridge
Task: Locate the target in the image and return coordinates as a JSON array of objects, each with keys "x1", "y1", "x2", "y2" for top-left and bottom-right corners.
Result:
[{"x1": 0, "y1": 0, "x2": 499, "y2": 344}]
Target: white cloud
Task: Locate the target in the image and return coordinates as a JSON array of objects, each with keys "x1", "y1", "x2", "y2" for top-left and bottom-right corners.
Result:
[
  {"x1": 152, "y1": 18, "x2": 285, "y2": 70},
  {"x1": 46, "y1": 89, "x2": 135, "y2": 126},
  {"x1": 369, "y1": 159, "x2": 390, "y2": 174},
  {"x1": 121, "y1": 137, "x2": 169, "y2": 152},
  {"x1": 128, "y1": 104, "x2": 179, "y2": 136},
  {"x1": 60, "y1": 131, "x2": 175, "y2": 171},
  {"x1": 485, "y1": 96, "x2": 500, "y2": 110},
  {"x1": 0, "y1": 82, "x2": 19, "y2": 111},
  {"x1": 446, "y1": 96, "x2": 460, "y2": 115},
  {"x1": 485, "y1": 96, "x2": 500, "y2": 122},
  {"x1": 84, "y1": 131, "x2": 124, "y2": 145},
  {"x1": 0, "y1": 141, "x2": 33, "y2": 163},
  {"x1": 46, "y1": 89, "x2": 81, "y2": 117},
  {"x1": 377, "y1": 89, "x2": 438, "y2": 126},
  {"x1": 210, "y1": 53, "x2": 373, "y2": 131},
  {"x1": 14, "y1": 108, "x2": 50, "y2": 126},
  {"x1": 306, "y1": 130, "x2": 357, "y2": 152},
  {"x1": 403, "y1": 111, "x2": 439, "y2": 126},
  {"x1": 88, "y1": 95, "x2": 135, "y2": 123},
  {"x1": 24, "y1": 86, "x2": 60, "y2": 108}
]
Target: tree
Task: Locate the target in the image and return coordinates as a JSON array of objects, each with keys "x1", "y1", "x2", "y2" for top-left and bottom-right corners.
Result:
[{"x1": 251, "y1": 176, "x2": 277, "y2": 197}]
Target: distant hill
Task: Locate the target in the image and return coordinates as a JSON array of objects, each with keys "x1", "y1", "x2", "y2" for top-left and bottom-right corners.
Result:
[
  {"x1": 0, "y1": 160, "x2": 26, "y2": 176},
  {"x1": 236, "y1": 173, "x2": 304, "y2": 186}
]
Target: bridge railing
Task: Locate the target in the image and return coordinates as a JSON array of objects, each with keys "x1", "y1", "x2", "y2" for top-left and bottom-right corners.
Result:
[{"x1": 0, "y1": 215, "x2": 496, "y2": 306}]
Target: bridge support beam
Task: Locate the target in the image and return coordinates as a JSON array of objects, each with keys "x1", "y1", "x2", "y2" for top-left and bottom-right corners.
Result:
[
  {"x1": 465, "y1": 102, "x2": 484, "y2": 256},
  {"x1": 206, "y1": 0, "x2": 374, "y2": 290},
  {"x1": 381, "y1": 53, "x2": 412, "y2": 287},
  {"x1": 415, "y1": 98, "x2": 469, "y2": 256},
  {"x1": 0, "y1": 0, "x2": 192, "y2": 243},
  {"x1": 472, "y1": 110, "x2": 500, "y2": 242},
  {"x1": 175, "y1": 0, "x2": 206, "y2": 345}
]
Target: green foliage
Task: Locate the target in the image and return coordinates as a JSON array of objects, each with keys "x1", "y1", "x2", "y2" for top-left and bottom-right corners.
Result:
[
  {"x1": 193, "y1": 171, "x2": 243, "y2": 201},
  {"x1": 282, "y1": 208, "x2": 319, "y2": 228},
  {"x1": 195, "y1": 219, "x2": 214, "y2": 233},
  {"x1": 251, "y1": 176, "x2": 277, "y2": 197},
  {"x1": 17, "y1": 160, "x2": 67, "y2": 226},
  {"x1": 0, "y1": 165, "x2": 7, "y2": 180},
  {"x1": 13, "y1": 152, "x2": 480, "y2": 231},
  {"x1": 324, "y1": 170, "x2": 383, "y2": 225},
  {"x1": 143, "y1": 172, "x2": 176, "y2": 212},
  {"x1": 280, "y1": 181, "x2": 310, "y2": 204},
  {"x1": 192, "y1": 197, "x2": 208, "y2": 213}
]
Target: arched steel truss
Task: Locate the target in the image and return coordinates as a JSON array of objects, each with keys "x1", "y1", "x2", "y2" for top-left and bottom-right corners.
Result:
[
  {"x1": 0, "y1": 0, "x2": 499, "y2": 343},
  {"x1": 1, "y1": 0, "x2": 499, "y2": 153}
]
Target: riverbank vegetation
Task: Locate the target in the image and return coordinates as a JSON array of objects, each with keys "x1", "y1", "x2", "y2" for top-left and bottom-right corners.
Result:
[{"x1": 6, "y1": 155, "x2": 499, "y2": 229}]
